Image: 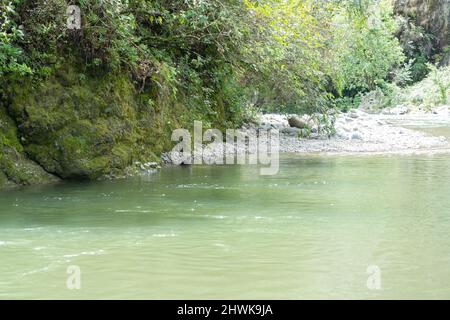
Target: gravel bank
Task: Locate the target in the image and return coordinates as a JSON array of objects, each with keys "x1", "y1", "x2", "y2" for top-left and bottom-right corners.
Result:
[
  {"x1": 161, "y1": 108, "x2": 450, "y2": 165},
  {"x1": 258, "y1": 109, "x2": 449, "y2": 154}
]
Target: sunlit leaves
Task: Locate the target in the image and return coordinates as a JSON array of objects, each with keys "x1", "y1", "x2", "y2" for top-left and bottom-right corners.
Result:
[{"x1": 331, "y1": 0, "x2": 405, "y2": 94}]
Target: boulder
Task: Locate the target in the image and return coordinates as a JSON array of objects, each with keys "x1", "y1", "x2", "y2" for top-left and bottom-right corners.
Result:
[
  {"x1": 282, "y1": 127, "x2": 300, "y2": 137},
  {"x1": 288, "y1": 116, "x2": 308, "y2": 129},
  {"x1": 1, "y1": 107, "x2": 59, "y2": 189},
  {"x1": 8, "y1": 69, "x2": 157, "y2": 180},
  {"x1": 349, "y1": 110, "x2": 359, "y2": 119}
]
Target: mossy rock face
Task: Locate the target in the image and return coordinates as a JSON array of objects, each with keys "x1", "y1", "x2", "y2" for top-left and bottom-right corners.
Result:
[
  {"x1": 0, "y1": 106, "x2": 58, "y2": 188},
  {"x1": 0, "y1": 146, "x2": 59, "y2": 186},
  {"x1": 8, "y1": 67, "x2": 165, "y2": 180},
  {"x1": 0, "y1": 170, "x2": 9, "y2": 188},
  {"x1": 5, "y1": 62, "x2": 238, "y2": 183}
]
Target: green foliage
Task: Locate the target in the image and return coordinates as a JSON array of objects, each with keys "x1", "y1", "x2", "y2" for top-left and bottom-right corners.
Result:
[
  {"x1": 1, "y1": 0, "x2": 445, "y2": 185},
  {"x1": 388, "y1": 64, "x2": 450, "y2": 110},
  {"x1": 242, "y1": 0, "x2": 335, "y2": 113},
  {"x1": 334, "y1": 96, "x2": 362, "y2": 113},
  {"x1": 395, "y1": 14, "x2": 435, "y2": 83},
  {"x1": 428, "y1": 64, "x2": 450, "y2": 104},
  {"x1": 1, "y1": 0, "x2": 432, "y2": 117},
  {"x1": 313, "y1": 112, "x2": 337, "y2": 138},
  {"x1": 332, "y1": 0, "x2": 405, "y2": 95},
  {"x1": 0, "y1": 0, "x2": 32, "y2": 82},
  {"x1": 408, "y1": 53, "x2": 431, "y2": 83},
  {"x1": 0, "y1": 0, "x2": 252, "y2": 127},
  {"x1": 392, "y1": 59, "x2": 413, "y2": 87},
  {"x1": 0, "y1": 1, "x2": 442, "y2": 150}
]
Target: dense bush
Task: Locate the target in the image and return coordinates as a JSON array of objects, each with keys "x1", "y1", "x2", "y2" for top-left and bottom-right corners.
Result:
[
  {"x1": 331, "y1": 0, "x2": 405, "y2": 96},
  {"x1": 241, "y1": 0, "x2": 336, "y2": 113},
  {"x1": 395, "y1": 14, "x2": 435, "y2": 83},
  {"x1": 0, "y1": 0, "x2": 441, "y2": 116},
  {"x1": 0, "y1": 0, "x2": 31, "y2": 84}
]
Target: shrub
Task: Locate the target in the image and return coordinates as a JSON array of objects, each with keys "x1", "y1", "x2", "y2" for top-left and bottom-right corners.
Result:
[
  {"x1": 0, "y1": 0, "x2": 32, "y2": 82},
  {"x1": 331, "y1": 0, "x2": 405, "y2": 95}
]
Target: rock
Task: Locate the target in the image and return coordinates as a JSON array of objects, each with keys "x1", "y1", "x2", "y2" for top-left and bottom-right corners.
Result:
[
  {"x1": 282, "y1": 127, "x2": 300, "y2": 136},
  {"x1": 351, "y1": 132, "x2": 362, "y2": 140},
  {"x1": 349, "y1": 109, "x2": 359, "y2": 118},
  {"x1": 397, "y1": 105, "x2": 409, "y2": 115},
  {"x1": 307, "y1": 118, "x2": 318, "y2": 127},
  {"x1": 7, "y1": 66, "x2": 166, "y2": 180},
  {"x1": 336, "y1": 132, "x2": 349, "y2": 140},
  {"x1": 432, "y1": 105, "x2": 449, "y2": 115},
  {"x1": 327, "y1": 109, "x2": 337, "y2": 115},
  {"x1": 145, "y1": 162, "x2": 159, "y2": 168},
  {"x1": 342, "y1": 126, "x2": 351, "y2": 132},
  {"x1": 259, "y1": 114, "x2": 288, "y2": 128},
  {"x1": 1, "y1": 108, "x2": 59, "y2": 189},
  {"x1": 288, "y1": 116, "x2": 308, "y2": 129},
  {"x1": 271, "y1": 123, "x2": 285, "y2": 130},
  {"x1": 383, "y1": 105, "x2": 409, "y2": 115},
  {"x1": 259, "y1": 123, "x2": 272, "y2": 131}
]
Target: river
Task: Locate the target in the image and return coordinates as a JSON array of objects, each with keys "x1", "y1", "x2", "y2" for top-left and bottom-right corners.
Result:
[{"x1": 1, "y1": 120, "x2": 450, "y2": 299}]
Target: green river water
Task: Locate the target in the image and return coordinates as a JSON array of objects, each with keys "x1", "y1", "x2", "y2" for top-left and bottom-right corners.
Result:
[{"x1": 1, "y1": 122, "x2": 450, "y2": 299}]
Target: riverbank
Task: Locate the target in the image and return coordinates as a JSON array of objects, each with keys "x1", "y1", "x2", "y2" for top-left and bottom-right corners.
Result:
[
  {"x1": 256, "y1": 109, "x2": 450, "y2": 154},
  {"x1": 3, "y1": 106, "x2": 450, "y2": 189},
  {"x1": 162, "y1": 108, "x2": 450, "y2": 165}
]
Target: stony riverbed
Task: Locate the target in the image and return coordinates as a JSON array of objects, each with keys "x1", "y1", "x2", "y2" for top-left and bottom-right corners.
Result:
[
  {"x1": 161, "y1": 108, "x2": 450, "y2": 165},
  {"x1": 256, "y1": 108, "x2": 450, "y2": 154}
]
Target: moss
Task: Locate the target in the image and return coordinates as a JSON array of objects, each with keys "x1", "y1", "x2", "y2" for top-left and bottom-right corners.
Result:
[
  {"x1": 5, "y1": 60, "x2": 241, "y2": 183},
  {"x1": 8, "y1": 64, "x2": 161, "y2": 179},
  {"x1": 0, "y1": 147, "x2": 59, "y2": 185},
  {"x1": 0, "y1": 170, "x2": 7, "y2": 188},
  {"x1": 0, "y1": 105, "x2": 59, "y2": 188},
  {"x1": 0, "y1": 107, "x2": 24, "y2": 152}
]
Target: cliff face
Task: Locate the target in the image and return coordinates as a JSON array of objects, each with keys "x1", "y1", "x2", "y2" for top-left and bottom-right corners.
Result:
[
  {"x1": 1, "y1": 66, "x2": 185, "y2": 186},
  {"x1": 0, "y1": 106, "x2": 59, "y2": 189},
  {"x1": 1, "y1": 61, "x2": 235, "y2": 189},
  {"x1": 394, "y1": 0, "x2": 450, "y2": 64}
]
